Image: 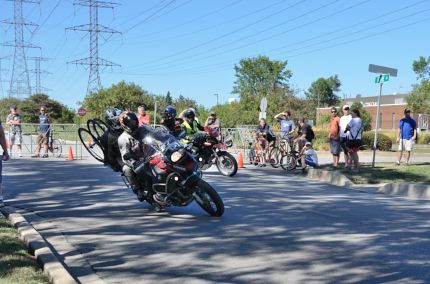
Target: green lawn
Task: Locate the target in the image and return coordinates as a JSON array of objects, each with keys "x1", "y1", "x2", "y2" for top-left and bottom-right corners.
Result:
[
  {"x1": 0, "y1": 216, "x2": 49, "y2": 284},
  {"x1": 320, "y1": 163, "x2": 430, "y2": 185}
]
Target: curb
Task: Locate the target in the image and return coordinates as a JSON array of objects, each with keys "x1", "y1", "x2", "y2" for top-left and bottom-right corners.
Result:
[
  {"x1": 305, "y1": 168, "x2": 430, "y2": 200},
  {"x1": 0, "y1": 206, "x2": 77, "y2": 284}
]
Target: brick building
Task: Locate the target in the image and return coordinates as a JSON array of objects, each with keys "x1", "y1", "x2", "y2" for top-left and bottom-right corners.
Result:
[{"x1": 317, "y1": 93, "x2": 429, "y2": 130}]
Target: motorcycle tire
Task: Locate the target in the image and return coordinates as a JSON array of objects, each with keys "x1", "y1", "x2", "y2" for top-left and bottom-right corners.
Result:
[
  {"x1": 78, "y1": 128, "x2": 105, "y2": 163},
  {"x1": 216, "y1": 151, "x2": 238, "y2": 177},
  {"x1": 193, "y1": 179, "x2": 224, "y2": 217}
]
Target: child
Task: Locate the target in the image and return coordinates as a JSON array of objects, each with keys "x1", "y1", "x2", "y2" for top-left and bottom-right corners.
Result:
[{"x1": 300, "y1": 141, "x2": 318, "y2": 169}]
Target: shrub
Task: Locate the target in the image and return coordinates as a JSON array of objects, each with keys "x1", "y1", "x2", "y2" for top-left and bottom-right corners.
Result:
[
  {"x1": 361, "y1": 131, "x2": 393, "y2": 151},
  {"x1": 417, "y1": 131, "x2": 430, "y2": 144}
]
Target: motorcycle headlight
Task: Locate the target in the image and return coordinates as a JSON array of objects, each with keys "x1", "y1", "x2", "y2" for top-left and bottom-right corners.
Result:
[{"x1": 170, "y1": 150, "x2": 184, "y2": 163}]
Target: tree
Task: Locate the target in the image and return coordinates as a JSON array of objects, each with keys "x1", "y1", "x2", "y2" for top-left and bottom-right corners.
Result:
[
  {"x1": 165, "y1": 91, "x2": 173, "y2": 105},
  {"x1": 82, "y1": 81, "x2": 154, "y2": 118},
  {"x1": 408, "y1": 56, "x2": 430, "y2": 114},
  {"x1": 232, "y1": 55, "x2": 292, "y2": 99},
  {"x1": 305, "y1": 75, "x2": 341, "y2": 108},
  {"x1": 19, "y1": 94, "x2": 75, "y2": 123}
]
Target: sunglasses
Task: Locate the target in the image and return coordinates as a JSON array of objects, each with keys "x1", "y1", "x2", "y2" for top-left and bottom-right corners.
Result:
[
  {"x1": 331, "y1": 111, "x2": 336, "y2": 113},
  {"x1": 40, "y1": 109, "x2": 46, "y2": 111}
]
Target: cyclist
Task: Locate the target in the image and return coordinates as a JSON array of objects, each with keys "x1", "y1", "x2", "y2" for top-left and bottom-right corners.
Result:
[
  {"x1": 161, "y1": 106, "x2": 184, "y2": 138},
  {"x1": 274, "y1": 111, "x2": 296, "y2": 139},
  {"x1": 294, "y1": 117, "x2": 314, "y2": 153},
  {"x1": 32, "y1": 106, "x2": 51, "y2": 158},
  {"x1": 181, "y1": 108, "x2": 204, "y2": 141},
  {"x1": 6, "y1": 105, "x2": 23, "y2": 157},
  {"x1": 100, "y1": 107, "x2": 124, "y2": 172},
  {"x1": 255, "y1": 118, "x2": 276, "y2": 167}
]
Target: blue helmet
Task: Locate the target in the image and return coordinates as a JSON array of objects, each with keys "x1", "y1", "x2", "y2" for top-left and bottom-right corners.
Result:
[{"x1": 163, "y1": 106, "x2": 177, "y2": 120}]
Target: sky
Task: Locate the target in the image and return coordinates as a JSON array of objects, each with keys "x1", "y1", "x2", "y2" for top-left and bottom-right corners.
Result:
[{"x1": 0, "y1": 0, "x2": 429, "y2": 110}]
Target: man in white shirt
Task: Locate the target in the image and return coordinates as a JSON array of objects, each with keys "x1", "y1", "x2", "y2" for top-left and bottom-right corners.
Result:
[{"x1": 339, "y1": 104, "x2": 352, "y2": 168}]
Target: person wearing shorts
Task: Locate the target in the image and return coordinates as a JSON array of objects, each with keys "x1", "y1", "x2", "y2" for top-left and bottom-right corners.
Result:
[
  {"x1": 339, "y1": 104, "x2": 352, "y2": 168},
  {"x1": 396, "y1": 108, "x2": 417, "y2": 165},
  {"x1": 6, "y1": 105, "x2": 23, "y2": 157},
  {"x1": 328, "y1": 106, "x2": 341, "y2": 168},
  {"x1": 32, "y1": 106, "x2": 51, "y2": 158}
]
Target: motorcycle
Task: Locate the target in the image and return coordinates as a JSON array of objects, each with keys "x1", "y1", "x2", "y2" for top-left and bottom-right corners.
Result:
[
  {"x1": 79, "y1": 123, "x2": 225, "y2": 217},
  {"x1": 222, "y1": 128, "x2": 234, "y2": 148},
  {"x1": 188, "y1": 128, "x2": 238, "y2": 177}
]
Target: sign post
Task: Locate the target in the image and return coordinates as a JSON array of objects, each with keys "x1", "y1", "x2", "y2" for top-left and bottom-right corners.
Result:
[
  {"x1": 259, "y1": 97, "x2": 267, "y2": 119},
  {"x1": 368, "y1": 64, "x2": 398, "y2": 168}
]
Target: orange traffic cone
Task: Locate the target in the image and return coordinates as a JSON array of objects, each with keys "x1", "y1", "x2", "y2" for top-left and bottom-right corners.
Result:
[
  {"x1": 67, "y1": 146, "x2": 74, "y2": 161},
  {"x1": 238, "y1": 151, "x2": 245, "y2": 168}
]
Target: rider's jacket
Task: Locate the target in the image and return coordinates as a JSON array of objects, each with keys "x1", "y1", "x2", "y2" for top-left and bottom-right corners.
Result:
[
  {"x1": 118, "y1": 125, "x2": 169, "y2": 169},
  {"x1": 182, "y1": 119, "x2": 204, "y2": 139},
  {"x1": 100, "y1": 129, "x2": 123, "y2": 172},
  {"x1": 162, "y1": 117, "x2": 184, "y2": 137}
]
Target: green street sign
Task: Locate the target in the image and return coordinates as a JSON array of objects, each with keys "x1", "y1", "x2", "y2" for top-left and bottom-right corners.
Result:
[{"x1": 374, "y1": 74, "x2": 390, "y2": 84}]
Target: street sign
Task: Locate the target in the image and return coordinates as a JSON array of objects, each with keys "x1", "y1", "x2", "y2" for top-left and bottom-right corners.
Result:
[
  {"x1": 78, "y1": 107, "x2": 87, "y2": 116},
  {"x1": 368, "y1": 64, "x2": 398, "y2": 77},
  {"x1": 374, "y1": 74, "x2": 390, "y2": 84}
]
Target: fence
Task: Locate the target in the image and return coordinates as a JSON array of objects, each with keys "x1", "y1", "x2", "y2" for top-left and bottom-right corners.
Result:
[{"x1": 3, "y1": 123, "x2": 265, "y2": 160}]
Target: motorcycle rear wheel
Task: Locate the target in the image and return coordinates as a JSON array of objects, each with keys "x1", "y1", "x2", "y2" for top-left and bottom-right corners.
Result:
[
  {"x1": 193, "y1": 179, "x2": 224, "y2": 217},
  {"x1": 216, "y1": 151, "x2": 238, "y2": 177}
]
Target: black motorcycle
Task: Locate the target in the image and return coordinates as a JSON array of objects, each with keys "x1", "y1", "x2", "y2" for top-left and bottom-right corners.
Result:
[{"x1": 188, "y1": 131, "x2": 238, "y2": 177}]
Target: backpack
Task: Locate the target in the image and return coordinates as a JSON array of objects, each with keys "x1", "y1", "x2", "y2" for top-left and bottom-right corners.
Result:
[{"x1": 307, "y1": 125, "x2": 315, "y2": 141}]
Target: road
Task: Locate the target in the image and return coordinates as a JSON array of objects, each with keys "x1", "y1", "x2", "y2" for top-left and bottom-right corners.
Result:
[{"x1": 3, "y1": 158, "x2": 430, "y2": 283}]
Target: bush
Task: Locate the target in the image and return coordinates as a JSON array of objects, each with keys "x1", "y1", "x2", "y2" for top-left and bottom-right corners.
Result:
[
  {"x1": 361, "y1": 131, "x2": 393, "y2": 151},
  {"x1": 418, "y1": 131, "x2": 430, "y2": 144}
]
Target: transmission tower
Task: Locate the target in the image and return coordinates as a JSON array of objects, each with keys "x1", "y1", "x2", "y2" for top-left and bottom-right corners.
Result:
[
  {"x1": 1, "y1": 0, "x2": 40, "y2": 99},
  {"x1": 0, "y1": 57, "x2": 9, "y2": 98},
  {"x1": 28, "y1": 56, "x2": 50, "y2": 94},
  {"x1": 67, "y1": 0, "x2": 121, "y2": 96}
]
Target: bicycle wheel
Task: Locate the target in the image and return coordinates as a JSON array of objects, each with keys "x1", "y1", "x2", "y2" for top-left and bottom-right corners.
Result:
[
  {"x1": 269, "y1": 147, "x2": 280, "y2": 168},
  {"x1": 280, "y1": 154, "x2": 297, "y2": 171},
  {"x1": 78, "y1": 128, "x2": 105, "y2": 163},
  {"x1": 91, "y1": 118, "x2": 108, "y2": 141},
  {"x1": 51, "y1": 139, "x2": 63, "y2": 158}
]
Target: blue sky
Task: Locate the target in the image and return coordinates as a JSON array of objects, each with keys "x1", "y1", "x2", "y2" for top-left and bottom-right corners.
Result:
[{"x1": 1, "y1": 0, "x2": 429, "y2": 110}]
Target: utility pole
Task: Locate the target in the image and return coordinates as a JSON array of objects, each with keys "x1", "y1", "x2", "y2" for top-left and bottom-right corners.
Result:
[
  {"x1": 1, "y1": 0, "x2": 40, "y2": 99},
  {"x1": 28, "y1": 56, "x2": 51, "y2": 94},
  {"x1": 67, "y1": 0, "x2": 121, "y2": 96},
  {"x1": 214, "y1": 93, "x2": 219, "y2": 106}
]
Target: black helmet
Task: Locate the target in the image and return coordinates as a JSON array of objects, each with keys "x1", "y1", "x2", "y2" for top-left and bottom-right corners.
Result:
[
  {"x1": 119, "y1": 111, "x2": 139, "y2": 133},
  {"x1": 104, "y1": 107, "x2": 122, "y2": 131},
  {"x1": 163, "y1": 106, "x2": 177, "y2": 120},
  {"x1": 184, "y1": 109, "x2": 195, "y2": 120}
]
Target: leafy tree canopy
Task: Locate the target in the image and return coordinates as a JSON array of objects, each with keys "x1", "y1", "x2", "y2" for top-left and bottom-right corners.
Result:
[
  {"x1": 305, "y1": 75, "x2": 341, "y2": 108},
  {"x1": 408, "y1": 56, "x2": 430, "y2": 114}
]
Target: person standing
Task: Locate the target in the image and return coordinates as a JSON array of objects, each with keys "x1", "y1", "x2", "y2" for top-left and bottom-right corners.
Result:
[
  {"x1": 346, "y1": 109, "x2": 363, "y2": 173},
  {"x1": 339, "y1": 104, "x2": 352, "y2": 168},
  {"x1": 6, "y1": 105, "x2": 23, "y2": 157},
  {"x1": 274, "y1": 111, "x2": 296, "y2": 139},
  {"x1": 328, "y1": 107, "x2": 341, "y2": 168},
  {"x1": 31, "y1": 106, "x2": 51, "y2": 158},
  {"x1": 0, "y1": 120, "x2": 10, "y2": 207},
  {"x1": 396, "y1": 108, "x2": 417, "y2": 165},
  {"x1": 137, "y1": 105, "x2": 151, "y2": 126}
]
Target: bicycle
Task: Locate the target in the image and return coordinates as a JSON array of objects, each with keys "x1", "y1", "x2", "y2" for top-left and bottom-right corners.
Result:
[
  {"x1": 279, "y1": 136, "x2": 302, "y2": 171},
  {"x1": 34, "y1": 126, "x2": 64, "y2": 158},
  {"x1": 78, "y1": 119, "x2": 107, "y2": 162}
]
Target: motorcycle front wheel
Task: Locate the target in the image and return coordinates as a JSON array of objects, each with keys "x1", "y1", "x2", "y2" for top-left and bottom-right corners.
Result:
[
  {"x1": 216, "y1": 151, "x2": 238, "y2": 177},
  {"x1": 193, "y1": 179, "x2": 224, "y2": 217}
]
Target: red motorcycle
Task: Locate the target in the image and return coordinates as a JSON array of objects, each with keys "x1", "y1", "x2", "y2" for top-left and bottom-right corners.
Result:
[{"x1": 188, "y1": 127, "x2": 238, "y2": 177}]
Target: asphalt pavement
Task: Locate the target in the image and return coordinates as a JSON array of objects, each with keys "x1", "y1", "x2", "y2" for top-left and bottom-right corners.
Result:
[{"x1": 2, "y1": 157, "x2": 430, "y2": 283}]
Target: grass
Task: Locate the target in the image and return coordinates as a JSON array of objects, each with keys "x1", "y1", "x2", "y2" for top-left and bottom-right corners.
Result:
[
  {"x1": 0, "y1": 216, "x2": 49, "y2": 284},
  {"x1": 320, "y1": 163, "x2": 430, "y2": 185}
]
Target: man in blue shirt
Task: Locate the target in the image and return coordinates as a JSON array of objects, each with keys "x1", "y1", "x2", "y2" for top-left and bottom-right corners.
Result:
[
  {"x1": 32, "y1": 106, "x2": 52, "y2": 158},
  {"x1": 396, "y1": 108, "x2": 417, "y2": 165},
  {"x1": 274, "y1": 111, "x2": 296, "y2": 139}
]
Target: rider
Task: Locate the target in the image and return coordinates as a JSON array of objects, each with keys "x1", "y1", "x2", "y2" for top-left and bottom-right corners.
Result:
[
  {"x1": 181, "y1": 108, "x2": 204, "y2": 141},
  {"x1": 161, "y1": 106, "x2": 184, "y2": 137},
  {"x1": 100, "y1": 107, "x2": 123, "y2": 172},
  {"x1": 118, "y1": 111, "x2": 170, "y2": 205}
]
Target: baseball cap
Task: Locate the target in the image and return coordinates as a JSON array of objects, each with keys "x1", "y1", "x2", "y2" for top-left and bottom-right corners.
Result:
[
  {"x1": 305, "y1": 141, "x2": 312, "y2": 146},
  {"x1": 342, "y1": 104, "x2": 350, "y2": 110},
  {"x1": 210, "y1": 111, "x2": 216, "y2": 115}
]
